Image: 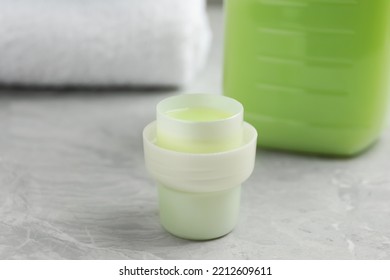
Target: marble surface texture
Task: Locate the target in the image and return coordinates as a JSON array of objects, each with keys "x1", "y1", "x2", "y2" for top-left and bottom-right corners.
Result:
[{"x1": 1, "y1": 6, "x2": 390, "y2": 260}]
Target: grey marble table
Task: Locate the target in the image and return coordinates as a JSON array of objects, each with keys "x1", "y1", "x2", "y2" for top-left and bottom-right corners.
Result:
[{"x1": 1, "y1": 6, "x2": 390, "y2": 260}]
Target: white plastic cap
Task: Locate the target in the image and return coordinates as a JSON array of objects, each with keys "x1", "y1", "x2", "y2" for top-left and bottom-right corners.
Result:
[
  {"x1": 144, "y1": 121, "x2": 257, "y2": 193},
  {"x1": 143, "y1": 94, "x2": 257, "y2": 240}
]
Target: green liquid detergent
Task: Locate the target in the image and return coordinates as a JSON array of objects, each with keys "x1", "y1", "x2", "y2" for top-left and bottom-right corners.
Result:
[{"x1": 224, "y1": 0, "x2": 390, "y2": 156}]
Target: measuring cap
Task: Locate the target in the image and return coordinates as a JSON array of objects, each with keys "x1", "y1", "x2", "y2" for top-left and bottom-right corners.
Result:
[{"x1": 143, "y1": 94, "x2": 257, "y2": 240}]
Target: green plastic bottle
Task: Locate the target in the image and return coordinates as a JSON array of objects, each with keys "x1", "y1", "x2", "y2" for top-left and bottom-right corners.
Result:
[{"x1": 224, "y1": 0, "x2": 390, "y2": 156}]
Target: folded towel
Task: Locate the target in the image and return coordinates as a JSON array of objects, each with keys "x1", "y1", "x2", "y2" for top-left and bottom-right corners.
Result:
[{"x1": 0, "y1": 0, "x2": 211, "y2": 87}]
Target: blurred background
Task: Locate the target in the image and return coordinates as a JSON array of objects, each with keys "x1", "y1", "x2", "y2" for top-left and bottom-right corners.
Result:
[{"x1": 0, "y1": 0, "x2": 389, "y2": 260}]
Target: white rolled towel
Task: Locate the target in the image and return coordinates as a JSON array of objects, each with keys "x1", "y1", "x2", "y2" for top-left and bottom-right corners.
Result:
[{"x1": 0, "y1": 0, "x2": 211, "y2": 87}]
